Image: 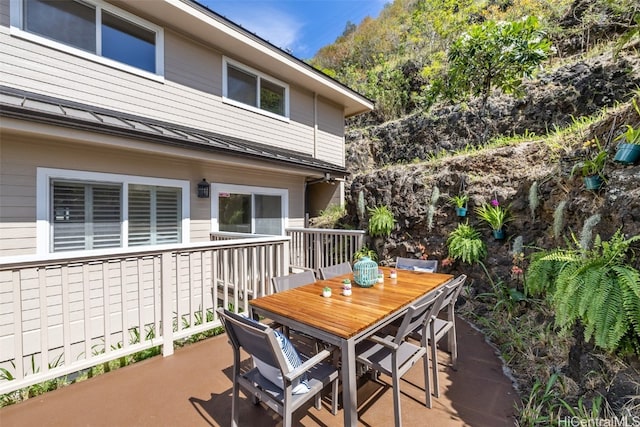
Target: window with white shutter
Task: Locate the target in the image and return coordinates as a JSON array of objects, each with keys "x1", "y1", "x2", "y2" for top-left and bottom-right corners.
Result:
[
  {"x1": 44, "y1": 171, "x2": 187, "y2": 254},
  {"x1": 128, "y1": 184, "x2": 181, "y2": 246},
  {"x1": 52, "y1": 181, "x2": 122, "y2": 252}
]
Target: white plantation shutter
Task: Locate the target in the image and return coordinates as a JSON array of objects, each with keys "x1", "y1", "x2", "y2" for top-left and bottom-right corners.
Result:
[
  {"x1": 128, "y1": 185, "x2": 152, "y2": 246},
  {"x1": 52, "y1": 181, "x2": 122, "y2": 252},
  {"x1": 155, "y1": 187, "x2": 181, "y2": 243},
  {"x1": 92, "y1": 184, "x2": 122, "y2": 248},
  {"x1": 128, "y1": 185, "x2": 181, "y2": 246}
]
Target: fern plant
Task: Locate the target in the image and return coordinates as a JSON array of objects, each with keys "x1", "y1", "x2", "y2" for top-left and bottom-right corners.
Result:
[
  {"x1": 353, "y1": 246, "x2": 378, "y2": 262},
  {"x1": 446, "y1": 222, "x2": 487, "y2": 264},
  {"x1": 525, "y1": 230, "x2": 640, "y2": 354},
  {"x1": 367, "y1": 205, "x2": 396, "y2": 237}
]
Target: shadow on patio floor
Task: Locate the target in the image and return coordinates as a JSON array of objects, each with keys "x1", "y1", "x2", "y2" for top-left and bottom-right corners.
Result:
[{"x1": 0, "y1": 318, "x2": 518, "y2": 426}]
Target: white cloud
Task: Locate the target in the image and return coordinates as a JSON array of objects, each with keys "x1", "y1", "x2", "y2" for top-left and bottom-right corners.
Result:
[{"x1": 226, "y1": 7, "x2": 303, "y2": 53}]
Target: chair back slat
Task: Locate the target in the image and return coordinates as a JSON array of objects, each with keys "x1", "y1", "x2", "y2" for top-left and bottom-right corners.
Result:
[
  {"x1": 271, "y1": 270, "x2": 316, "y2": 293},
  {"x1": 395, "y1": 257, "x2": 438, "y2": 272},
  {"x1": 441, "y1": 274, "x2": 467, "y2": 307},
  {"x1": 394, "y1": 290, "x2": 445, "y2": 344},
  {"x1": 218, "y1": 308, "x2": 282, "y2": 369},
  {"x1": 318, "y1": 262, "x2": 353, "y2": 280}
]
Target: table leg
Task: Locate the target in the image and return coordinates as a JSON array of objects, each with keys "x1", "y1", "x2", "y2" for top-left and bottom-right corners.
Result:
[{"x1": 341, "y1": 339, "x2": 357, "y2": 426}]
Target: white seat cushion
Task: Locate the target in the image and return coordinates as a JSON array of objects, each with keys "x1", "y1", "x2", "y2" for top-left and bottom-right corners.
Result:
[
  {"x1": 252, "y1": 329, "x2": 310, "y2": 394},
  {"x1": 413, "y1": 266, "x2": 435, "y2": 273}
]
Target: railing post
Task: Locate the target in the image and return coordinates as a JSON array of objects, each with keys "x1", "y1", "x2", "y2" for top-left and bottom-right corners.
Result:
[
  {"x1": 12, "y1": 270, "x2": 24, "y2": 382},
  {"x1": 282, "y1": 239, "x2": 290, "y2": 277},
  {"x1": 161, "y1": 252, "x2": 174, "y2": 357},
  {"x1": 356, "y1": 233, "x2": 364, "y2": 252},
  {"x1": 314, "y1": 231, "x2": 322, "y2": 271}
]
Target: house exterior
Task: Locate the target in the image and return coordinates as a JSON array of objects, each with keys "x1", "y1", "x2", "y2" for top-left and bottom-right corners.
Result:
[
  {"x1": 0, "y1": 0, "x2": 372, "y2": 395},
  {"x1": 0, "y1": 0, "x2": 373, "y2": 259}
]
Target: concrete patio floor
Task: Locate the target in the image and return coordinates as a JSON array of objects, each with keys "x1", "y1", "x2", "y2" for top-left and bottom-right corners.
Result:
[{"x1": 0, "y1": 318, "x2": 519, "y2": 426}]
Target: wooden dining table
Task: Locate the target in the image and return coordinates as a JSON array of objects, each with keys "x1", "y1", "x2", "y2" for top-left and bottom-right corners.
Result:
[{"x1": 249, "y1": 266, "x2": 454, "y2": 427}]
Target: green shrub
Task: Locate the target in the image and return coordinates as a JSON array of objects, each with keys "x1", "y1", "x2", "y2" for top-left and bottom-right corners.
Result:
[
  {"x1": 367, "y1": 205, "x2": 396, "y2": 237},
  {"x1": 525, "y1": 230, "x2": 640, "y2": 354},
  {"x1": 449, "y1": 194, "x2": 468, "y2": 208},
  {"x1": 447, "y1": 222, "x2": 487, "y2": 264},
  {"x1": 313, "y1": 204, "x2": 347, "y2": 228},
  {"x1": 353, "y1": 246, "x2": 378, "y2": 262},
  {"x1": 476, "y1": 202, "x2": 512, "y2": 231}
]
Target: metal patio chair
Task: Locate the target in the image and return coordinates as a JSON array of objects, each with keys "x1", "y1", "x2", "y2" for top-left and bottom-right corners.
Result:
[
  {"x1": 271, "y1": 270, "x2": 316, "y2": 293},
  {"x1": 395, "y1": 257, "x2": 438, "y2": 273},
  {"x1": 355, "y1": 289, "x2": 446, "y2": 426},
  {"x1": 217, "y1": 308, "x2": 339, "y2": 427},
  {"x1": 318, "y1": 262, "x2": 353, "y2": 280},
  {"x1": 408, "y1": 274, "x2": 467, "y2": 398},
  {"x1": 270, "y1": 270, "x2": 321, "y2": 350}
]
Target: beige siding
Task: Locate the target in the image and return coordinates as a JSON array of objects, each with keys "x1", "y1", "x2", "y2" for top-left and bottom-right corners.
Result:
[
  {"x1": 0, "y1": 21, "x2": 343, "y2": 160},
  {"x1": 307, "y1": 181, "x2": 344, "y2": 217},
  {"x1": 0, "y1": 131, "x2": 306, "y2": 255},
  {"x1": 316, "y1": 96, "x2": 346, "y2": 166}
]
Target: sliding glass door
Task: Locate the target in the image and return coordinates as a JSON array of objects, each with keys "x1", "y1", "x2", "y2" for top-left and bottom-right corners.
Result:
[{"x1": 214, "y1": 184, "x2": 287, "y2": 235}]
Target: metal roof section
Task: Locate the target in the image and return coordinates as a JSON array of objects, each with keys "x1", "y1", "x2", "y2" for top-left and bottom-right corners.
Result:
[{"x1": 0, "y1": 86, "x2": 349, "y2": 176}]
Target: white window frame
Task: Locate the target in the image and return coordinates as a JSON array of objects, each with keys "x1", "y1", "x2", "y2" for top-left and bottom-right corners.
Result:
[
  {"x1": 36, "y1": 168, "x2": 189, "y2": 256},
  {"x1": 222, "y1": 57, "x2": 290, "y2": 121},
  {"x1": 211, "y1": 183, "x2": 288, "y2": 236},
  {"x1": 10, "y1": 0, "x2": 165, "y2": 81}
]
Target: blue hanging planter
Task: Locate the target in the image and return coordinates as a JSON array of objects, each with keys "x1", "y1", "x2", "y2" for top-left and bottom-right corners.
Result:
[
  {"x1": 613, "y1": 143, "x2": 640, "y2": 165},
  {"x1": 584, "y1": 175, "x2": 603, "y2": 190}
]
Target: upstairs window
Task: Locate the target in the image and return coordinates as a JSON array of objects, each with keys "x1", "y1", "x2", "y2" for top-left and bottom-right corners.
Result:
[
  {"x1": 25, "y1": 0, "x2": 96, "y2": 52},
  {"x1": 13, "y1": 0, "x2": 163, "y2": 76},
  {"x1": 223, "y1": 58, "x2": 289, "y2": 119}
]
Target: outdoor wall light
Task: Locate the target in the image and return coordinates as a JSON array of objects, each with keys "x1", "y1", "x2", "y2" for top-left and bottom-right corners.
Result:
[{"x1": 197, "y1": 179, "x2": 210, "y2": 198}]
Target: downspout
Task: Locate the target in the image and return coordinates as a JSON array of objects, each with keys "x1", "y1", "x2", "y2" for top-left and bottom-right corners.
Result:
[
  {"x1": 306, "y1": 92, "x2": 318, "y2": 227},
  {"x1": 304, "y1": 180, "x2": 309, "y2": 228},
  {"x1": 313, "y1": 92, "x2": 318, "y2": 158}
]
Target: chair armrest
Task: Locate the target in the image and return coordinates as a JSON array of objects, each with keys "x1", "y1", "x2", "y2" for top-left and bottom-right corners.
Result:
[
  {"x1": 284, "y1": 346, "x2": 336, "y2": 382},
  {"x1": 367, "y1": 335, "x2": 399, "y2": 350}
]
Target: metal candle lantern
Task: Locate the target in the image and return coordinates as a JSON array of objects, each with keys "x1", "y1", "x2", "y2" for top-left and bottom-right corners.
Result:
[{"x1": 353, "y1": 256, "x2": 378, "y2": 287}]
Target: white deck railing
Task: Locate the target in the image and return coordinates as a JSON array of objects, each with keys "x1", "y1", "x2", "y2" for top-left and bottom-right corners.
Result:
[
  {"x1": 0, "y1": 227, "x2": 364, "y2": 395},
  {"x1": 286, "y1": 227, "x2": 365, "y2": 272},
  {"x1": 0, "y1": 236, "x2": 288, "y2": 395}
]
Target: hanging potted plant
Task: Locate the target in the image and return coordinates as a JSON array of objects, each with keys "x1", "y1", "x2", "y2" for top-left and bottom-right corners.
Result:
[
  {"x1": 571, "y1": 140, "x2": 608, "y2": 190},
  {"x1": 613, "y1": 98, "x2": 640, "y2": 164},
  {"x1": 475, "y1": 198, "x2": 512, "y2": 240},
  {"x1": 449, "y1": 194, "x2": 469, "y2": 217},
  {"x1": 367, "y1": 205, "x2": 396, "y2": 237},
  {"x1": 613, "y1": 124, "x2": 640, "y2": 164}
]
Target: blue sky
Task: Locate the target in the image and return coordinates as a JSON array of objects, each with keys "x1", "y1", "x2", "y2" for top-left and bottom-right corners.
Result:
[{"x1": 200, "y1": 0, "x2": 388, "y2": 59}]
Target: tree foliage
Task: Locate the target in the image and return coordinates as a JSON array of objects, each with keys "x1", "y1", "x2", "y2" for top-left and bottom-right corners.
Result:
[
  {"x1": 309, "y1": 0, "x2": 576, "y2": 123},
  {"x1": 442, "y1": 16, "x2": 552, "y2": 113}
]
